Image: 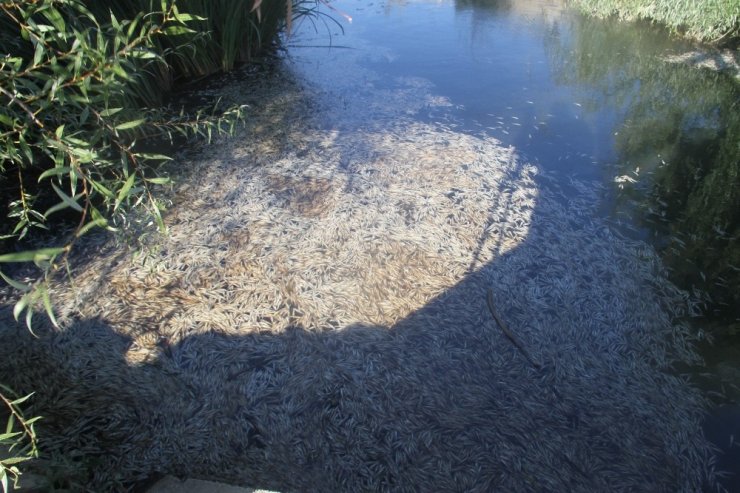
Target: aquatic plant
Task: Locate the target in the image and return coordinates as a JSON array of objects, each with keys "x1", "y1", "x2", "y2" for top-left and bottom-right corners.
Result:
[{"x1": 570, "y1": 0, "x2": 740, "y2": 43}]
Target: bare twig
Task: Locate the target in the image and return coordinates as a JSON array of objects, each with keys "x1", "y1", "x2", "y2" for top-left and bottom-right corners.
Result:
[{"x1": 486, "y1": 288, "x2": 541, "y2": 369}]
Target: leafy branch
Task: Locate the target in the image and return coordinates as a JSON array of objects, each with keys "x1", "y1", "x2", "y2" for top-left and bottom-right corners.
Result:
[
  {"x1": 0, "y1": 385, "x2": 39, "y2": 493},
  {"x1": 0, "y1": 0, "x2": 246, "y2": 328}
]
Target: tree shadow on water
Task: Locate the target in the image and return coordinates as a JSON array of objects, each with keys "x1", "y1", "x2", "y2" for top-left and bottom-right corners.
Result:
[{"x1": 0, "y1": 162, "x2": 720, "y2": 492}]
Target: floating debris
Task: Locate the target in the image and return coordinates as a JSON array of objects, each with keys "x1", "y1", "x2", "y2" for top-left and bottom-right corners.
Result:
[{"x1": 0, "y1": 29, "x2": 715, "y2": 493}]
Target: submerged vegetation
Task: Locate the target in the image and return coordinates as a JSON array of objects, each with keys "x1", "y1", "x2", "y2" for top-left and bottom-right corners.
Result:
[{"x1": 569, "y1": 0, "x2": 740, "y2": 43}]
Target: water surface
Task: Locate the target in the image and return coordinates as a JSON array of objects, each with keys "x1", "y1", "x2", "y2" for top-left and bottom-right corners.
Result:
[{"x1": 288, "y1": 0, "x2": 740, "y2": 395}]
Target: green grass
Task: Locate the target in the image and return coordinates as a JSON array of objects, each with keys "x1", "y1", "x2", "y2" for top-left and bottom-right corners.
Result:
[{"x1": 569, "y1": 0, "x2": 740, "y2": 43}]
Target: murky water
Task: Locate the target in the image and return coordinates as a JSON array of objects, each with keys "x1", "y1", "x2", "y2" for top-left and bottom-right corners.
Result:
[{"x1": 288, "y1": 0, "x2": 740, "y2": 389}]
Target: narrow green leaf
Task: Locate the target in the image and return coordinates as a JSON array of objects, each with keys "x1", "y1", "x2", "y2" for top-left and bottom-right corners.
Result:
[
  {"x1": 70, "y1": 147, "x2": 95, "y2": 163},
  {"x1": 114, "y1": 173, "x2": 136, "y2": 211},
  {"x1": 115, "y1": 119, "x2": 146, "y2": 130},
  {"x1": 90, "y1": 180, "x2": 114, "y2": 198},
  {"x1": 138, "y1": 153, "x2": 172, "y2": 161},
  {"x1": 0, "y1": 456, "x2": 30, "y2": 466},
  {"x1": 42, "y1": 7, "x2": 66, "y2": 33},
  {"x1": 51, "y1": 183, "x2": 83, "y2": 212},
  {"x1": 0, "y1": 432, "x2": 22, "y2": 441},
  {"x1": 111, "y1": 64, "x2": 130, "y2": 79},
  {"x1": 41, "y1": 286, "x2": 59, "y2": 328},
  {"x1": 100, "y1": 107, "x2": 123, "y2": 117},
  {"x1": 9, "y1": 393, "x2": 32, "y2": 406},
  {"x1": 129, "y1": 49, "x2": 158, "y2": 59},
  {"x1": 76, "y1": 208, "x2": 108, "y2": 237},
  {"x1": 25, "y1": 303, "x2": 34, "y2": 331},
  {"x1": 38, "y1": 166, "x2": 73, "y2": 181},
  {"x1": 0, "y1": 113, "x2": 16, "y2": 127},
  {"x1": 145, "y1": 177, "x2": 171, "y2": 185},
  {"x1": 127, "y1": 16, "x2": 140, "y2": 38},
  {"x1": 163, "y1": 25, "x2": 196, "y2": 36},
  {"x1": 173, "y1": 13, "x2": 206, "y2": 23},
  {"x1": 33, "y1": 42, "x2": 44, "y2": 66},
  {"x1": 0, "y1": 248, "x2": 66, "y2": 263},
  {"x1": 76, "y1": 220, "x2": 104, "y2": 238},
  {"x1": 0, "y1": 271, "x2": 32, "y2": 292},
  {"x1": 44, "y1": 200, "x2": 72, "y2": 218},
  {"x1": 12, "y1": 294, "x2": 29, "y2": 322}
]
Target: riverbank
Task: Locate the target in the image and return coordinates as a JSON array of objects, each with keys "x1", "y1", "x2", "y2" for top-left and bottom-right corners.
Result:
[{"x1": 569, "y1": 0, "x2": 739, "y2": 44}]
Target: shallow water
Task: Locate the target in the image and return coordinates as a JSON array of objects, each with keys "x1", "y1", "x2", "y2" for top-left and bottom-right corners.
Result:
[
  {"x1": 2, "y1": 1, "x2": 737, "y2": 490},
  {"x1": 287, "y1": 0, "x2": 740, "y2": 393}
]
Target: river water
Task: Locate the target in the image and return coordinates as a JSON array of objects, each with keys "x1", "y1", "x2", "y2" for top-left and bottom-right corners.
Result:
[
  {"x1": 280, "y1": 0, "x2": 740, "y2": 487},
  {"x1": 288, "y1": 0, "x2": 740, "y2": 392},
  {"x1": 5, "y1": 1, "x2": 738, "y2": 490}
]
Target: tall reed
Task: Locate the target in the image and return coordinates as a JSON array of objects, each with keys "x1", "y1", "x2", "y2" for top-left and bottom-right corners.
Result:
[{"x1": 92, "y1": 0, "x2": 326, "y2": 82}]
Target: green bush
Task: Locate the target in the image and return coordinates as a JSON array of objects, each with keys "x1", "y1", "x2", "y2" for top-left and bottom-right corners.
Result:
[
  {"x1": 0, "y1": 0, "x2": 249, "y2": 326},
  {"x1": 0, "y1": 386, "x2": 39, "y2": 493}
]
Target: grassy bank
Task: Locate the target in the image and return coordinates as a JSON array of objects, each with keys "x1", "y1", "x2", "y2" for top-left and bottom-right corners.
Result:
[{"x1": 569, "y1": 0, "x2": 740, "y2": 43}]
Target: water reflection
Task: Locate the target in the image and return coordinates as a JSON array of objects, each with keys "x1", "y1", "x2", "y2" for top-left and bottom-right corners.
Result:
[
  {"x1": 455, "y1": 0, "x2": 565, "y2": 19},
  {"x1": 455, "y1": 0, "x2": 514, "y2": 11},
  {"x1": 545, "y1": 13, "x2": 740, "y2": 327},
  {"x1": 332, "y1": 0, "x2": 738, "y2": 334}
]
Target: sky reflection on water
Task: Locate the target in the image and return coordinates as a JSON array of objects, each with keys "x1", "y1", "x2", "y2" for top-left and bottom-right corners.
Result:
[{"x1": 290, "y1": 0, "x2": 739, "y2": 329}]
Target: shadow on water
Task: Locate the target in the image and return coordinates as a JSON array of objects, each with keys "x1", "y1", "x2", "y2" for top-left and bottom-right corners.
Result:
[
  {"x1": 0, "y1": 246, "x2": 723, "y2": 490},
  {"x1": 2, "y1": 1, "x2": 739, "y2": 491},
  {"x1": 0, "y1": 129, "x2": 726, "y2": 491}
]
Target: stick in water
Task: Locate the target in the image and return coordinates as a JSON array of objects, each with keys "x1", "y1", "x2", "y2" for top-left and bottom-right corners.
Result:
[{"x1": 486, "y1": 289, "x2": 541, "y2": 369}]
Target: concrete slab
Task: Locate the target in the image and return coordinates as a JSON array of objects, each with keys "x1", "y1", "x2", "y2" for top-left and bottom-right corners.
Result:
[{"x1": 145, "y1": 476, "x2": 278, "y2": 493}]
